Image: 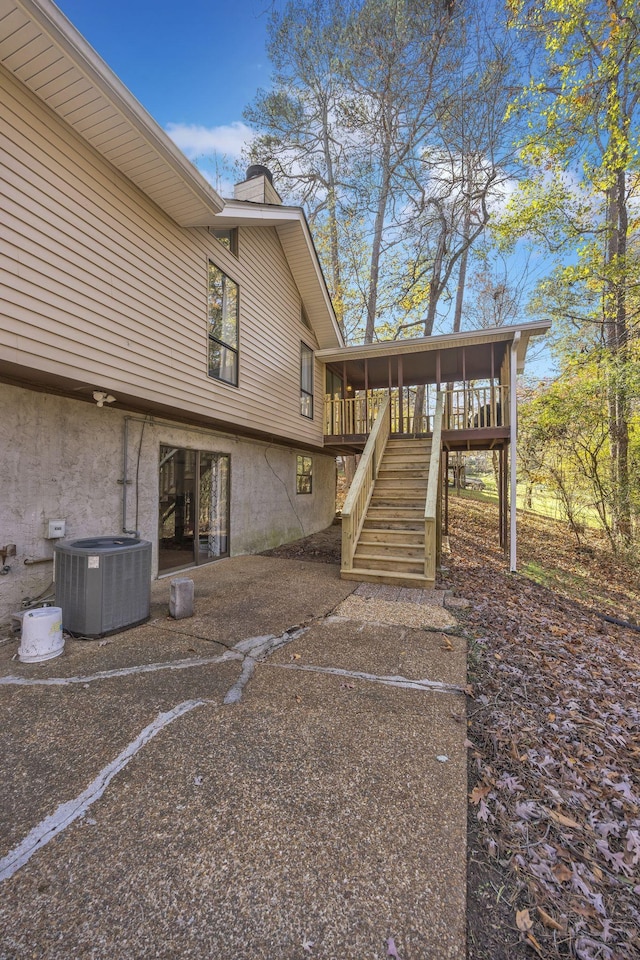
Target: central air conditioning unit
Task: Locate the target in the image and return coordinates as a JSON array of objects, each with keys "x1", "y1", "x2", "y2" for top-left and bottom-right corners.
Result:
[{"x1": 54, "y1": 537, "x2": 152, "y2": 638}]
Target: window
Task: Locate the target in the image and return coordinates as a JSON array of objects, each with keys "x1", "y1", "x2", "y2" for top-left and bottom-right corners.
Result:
[
  {"x1": 208, "y1": 262, "x2": 239, "y2": 386},
  {"x1": 296, "y1": 455, "x2": 313, "y2": 494},
  {"x1": 300, "y1": 342, "x2": 314, "y2": 418},
  {"x1": 210, "y1": 227, "x2": 238, "y2": 256},
  {"x1": 326, "y1": 368, "x2": 343, "y2": 398}
]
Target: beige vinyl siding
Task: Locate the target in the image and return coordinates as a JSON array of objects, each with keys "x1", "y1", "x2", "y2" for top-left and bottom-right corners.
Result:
[{"x1": 0, "y1": 64, "x2": 325, "y2": 447}]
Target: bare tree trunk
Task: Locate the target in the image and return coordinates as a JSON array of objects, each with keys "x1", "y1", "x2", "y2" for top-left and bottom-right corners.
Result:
[
  {"x1": 604, "y1": 172, "x2": 631, "y2": 543},
  {"x1": 364, "y1": 138, "x2": 392, "y2": 344}
]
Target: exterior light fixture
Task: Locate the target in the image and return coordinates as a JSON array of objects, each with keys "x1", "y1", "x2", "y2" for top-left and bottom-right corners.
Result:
[{"x1": 92, "y1": 390, "x2": 116, "y2": 407}]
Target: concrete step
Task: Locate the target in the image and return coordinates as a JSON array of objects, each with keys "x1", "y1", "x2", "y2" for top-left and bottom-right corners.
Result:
[{"x1": 341, "y1": 567, "x2": 434, "y2": 589}]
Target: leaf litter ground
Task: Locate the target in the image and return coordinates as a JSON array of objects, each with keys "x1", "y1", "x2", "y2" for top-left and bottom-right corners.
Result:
[
  {"x1": 443, "y1": 496, "x2": 640, "y2": 960},
  {"x1": 263, "y1": 500, "x2": 640, "y2": 959}
]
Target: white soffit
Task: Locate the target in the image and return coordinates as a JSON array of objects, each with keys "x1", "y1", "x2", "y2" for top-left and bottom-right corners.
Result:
[
  {"x1": 0, "y1": 0, "x2": 224, "y2": 225},
  {"x1": 214, "y1": 201, "x2": 344, "y2": 351}
]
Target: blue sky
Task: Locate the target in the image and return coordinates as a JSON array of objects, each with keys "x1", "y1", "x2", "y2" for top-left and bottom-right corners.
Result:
[
  {"x1": 55, "y1": 0, "x2": 271, "y2": 190},
  {"x1": 53, "y1": 0, "x2": 555, "y2": 371}
]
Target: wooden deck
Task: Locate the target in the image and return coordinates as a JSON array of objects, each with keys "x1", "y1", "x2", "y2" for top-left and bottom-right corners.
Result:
[{"x1": 325, "y1": 385, "x2": 509, "y2": 452}]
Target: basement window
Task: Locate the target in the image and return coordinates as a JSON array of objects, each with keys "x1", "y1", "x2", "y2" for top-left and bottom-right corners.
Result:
[{"x1": 296, "y1": 455, "x2": 313, "y2": 494}]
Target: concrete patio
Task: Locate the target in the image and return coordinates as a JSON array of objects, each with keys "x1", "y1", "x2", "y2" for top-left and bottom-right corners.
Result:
[{"x1": 0, "y1": 557, "x2": 467, "y2": 960}]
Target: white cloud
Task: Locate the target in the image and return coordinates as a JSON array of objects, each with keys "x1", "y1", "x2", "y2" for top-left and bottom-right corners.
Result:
[{"x1": 165, "y1": 121, "x2": 253, "y2": 161}]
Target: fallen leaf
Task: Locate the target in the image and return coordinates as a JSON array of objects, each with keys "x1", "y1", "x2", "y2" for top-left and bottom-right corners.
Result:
[
  {"x1": 516, "y1": 908, "x2": 533, "y2": 932},
  {"x1": 526, "y1": 931, "x2": 544, "y2": 955},
  {"x1": 386, "y1": 937, "x2": 401, "y2": 959},
  {"x1": 538, "y1": 906, "x2": 563, "y2": 931},
  {"x1": 295, "y1": 695, "x2": 302, "y2": 703},
  {"x1": 551, "y1": 862, "x2": 573, "y2": 883},
  {"x1": 290, "y1": 653, "x2": 302, "y2": 661},
  {"x1": 470, "y1": 784, "x2": 491, "y2": 804},
  {"x1": 546, "y1": 808, "x2": 582, "y2": 830},
  {"x1": 442, "y1": 636, "x2": 453, "y2": 650}
]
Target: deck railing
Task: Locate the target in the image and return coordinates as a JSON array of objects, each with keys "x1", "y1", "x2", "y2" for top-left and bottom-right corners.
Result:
[
  {"x1": 325, "y1": 383, "x2": 508, "y2": 438},
  {"x1": 324, "y1": 395, "x2": 383, "y2": 436},
  {"x1": 341, "y1": 395, "x2": 391, "y2": 573},
  {"x1": 443, "y1": 384, "x2": 508, "y2": 430},
  {"x1": 324, "y1": 393, "x2": 433, "y2": 436},
  {"x1": 424, "y1": 392, "x2": 444, "y2": 582}
]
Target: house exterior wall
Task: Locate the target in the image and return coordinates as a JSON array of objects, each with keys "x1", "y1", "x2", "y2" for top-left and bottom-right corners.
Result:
[
  {"x1": 0, "y1": 383, "x2": 337, "y2": 627},
  {"x1": 0, "y1": 63, "x2": 325, "y2": 447}
]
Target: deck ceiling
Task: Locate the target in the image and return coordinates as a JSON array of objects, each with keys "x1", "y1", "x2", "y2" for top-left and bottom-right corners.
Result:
[
  {"x1": 0, "y1": 0, "x2": 224, "y2": 226},
  {"x1": 317, "y1": 321, "x2": 551, "y2": 388}
]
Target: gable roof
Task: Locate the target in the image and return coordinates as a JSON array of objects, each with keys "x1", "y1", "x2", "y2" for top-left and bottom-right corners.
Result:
[
  {"x1": 214, "y1": 200, "x2": 344, "y2": 350},
  {"x1": 0, "y1": 0, "x2": 224, "y2": 225}
]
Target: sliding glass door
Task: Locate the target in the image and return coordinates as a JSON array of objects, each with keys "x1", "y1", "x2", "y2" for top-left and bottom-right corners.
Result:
[{"x1": 158, "y1": 446, "x2": 230, "y2": 574}]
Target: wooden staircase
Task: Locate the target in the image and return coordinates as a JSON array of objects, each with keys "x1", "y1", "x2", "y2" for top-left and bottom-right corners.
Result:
[{"x1": 342, "y1": 437, "x2": 433, "y2": 588}]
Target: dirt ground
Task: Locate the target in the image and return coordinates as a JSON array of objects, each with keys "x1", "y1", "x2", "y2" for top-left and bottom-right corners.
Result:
[{"x1": 263, "y1": 502, "x2": 640, "y2": 960}]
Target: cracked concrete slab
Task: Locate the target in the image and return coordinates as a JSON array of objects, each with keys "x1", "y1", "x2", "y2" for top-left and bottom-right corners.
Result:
[
  {"x1": 0, "y1": 555, "x2": 466, "y2": 960},
  {"x1": 267, "y1": 618, "x2": 467, "y2": 689},
  {"x1": 0, "y1": 661, "x2": 241, "y2": 855}
]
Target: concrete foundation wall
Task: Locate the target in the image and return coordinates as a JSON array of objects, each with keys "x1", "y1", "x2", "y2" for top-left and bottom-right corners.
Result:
[{"x1": 0, "y1": 383, "x2": 336, "y2": 627}]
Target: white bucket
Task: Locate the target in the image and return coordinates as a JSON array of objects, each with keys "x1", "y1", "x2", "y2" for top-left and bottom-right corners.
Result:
[{"x1": 18, "y1": 607, "x2": 64, "y2": 663}]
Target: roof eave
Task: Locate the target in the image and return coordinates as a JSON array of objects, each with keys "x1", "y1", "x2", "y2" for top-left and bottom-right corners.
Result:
[
  {"x1": 3, "y1": 0, "x2": 224, "y2": 224},
  {"x1": 316, "y1": 319, "x2": 551, "y2": 365}
]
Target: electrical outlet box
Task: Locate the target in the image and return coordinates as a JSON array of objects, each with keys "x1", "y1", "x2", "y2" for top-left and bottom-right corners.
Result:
[{"x1": 47, "y1": 519, "x2": 66, "y2": 539}]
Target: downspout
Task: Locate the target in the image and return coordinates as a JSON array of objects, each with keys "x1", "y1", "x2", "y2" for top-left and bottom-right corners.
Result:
[
  {"x1": 120, "y1": 417, "x2": 139, "y2": 537},
  {"x1": 509, "y1": 332, "x2": 521, "y2": 572}
]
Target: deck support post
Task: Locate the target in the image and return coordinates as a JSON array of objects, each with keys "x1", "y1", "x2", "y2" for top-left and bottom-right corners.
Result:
[
  {"x1": 398, "y1": 356, "x2": 404, "y2": 434},
  {"x1": 364, "y1": 358, "x2": 369, "y2": 432},
  {"x1": 509, "y1": 333, "x2": 520, "y2": 572},
  {"x1": 498, "y1": 447, "x2": 504, "y2": 549},
  {"x1": 444, "y1": 450, "x2": 449, "y2": 535}
]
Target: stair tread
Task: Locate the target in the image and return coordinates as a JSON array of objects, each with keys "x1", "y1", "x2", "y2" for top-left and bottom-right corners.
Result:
[
  {"x1": 358, "y1": 539, "x2": 424, "y2": 548},
  {"x1": 354, "y1": 549, "x2": 424, "y2": 565},
  {"x1": 342, "y1": 568, "x2": 432, "y2": 585}
]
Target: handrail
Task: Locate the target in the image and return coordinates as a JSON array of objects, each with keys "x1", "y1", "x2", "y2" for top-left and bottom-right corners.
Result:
[
  {"x1": 424, "y1": 392, "x2": 444, "y2": 582},
  {"x1": 341, "y1": 395, "x2": 391, "y2": 572}
]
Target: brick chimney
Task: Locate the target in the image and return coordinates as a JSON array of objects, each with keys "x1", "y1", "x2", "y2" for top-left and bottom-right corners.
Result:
[{"x1": 234, "y1": 165, "x2": 282, "y2": 205}]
